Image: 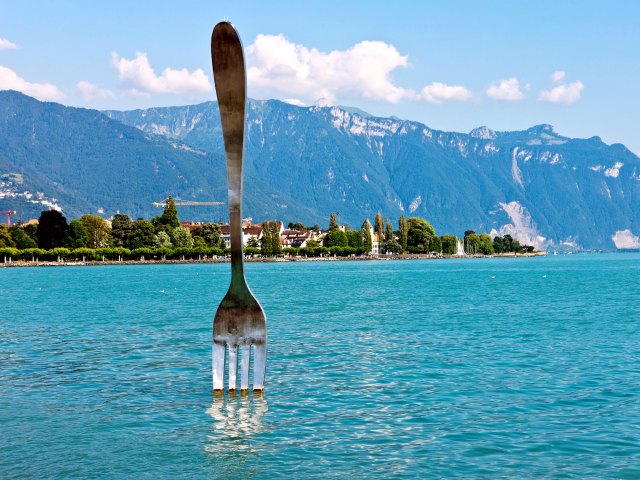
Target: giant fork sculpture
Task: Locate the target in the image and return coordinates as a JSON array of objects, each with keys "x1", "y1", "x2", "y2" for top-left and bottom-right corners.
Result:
[{"x1": 211, "y1": 22, "x2": 267, "y2": 393}]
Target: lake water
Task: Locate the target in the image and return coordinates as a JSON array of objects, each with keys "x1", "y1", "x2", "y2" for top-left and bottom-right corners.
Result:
[{"x1": 1, "y1": 254, "x2": 639, "y2": 478}]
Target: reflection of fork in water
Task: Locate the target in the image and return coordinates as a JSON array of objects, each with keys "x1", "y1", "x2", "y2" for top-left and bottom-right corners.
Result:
[
  {"x1": 204, "y1": 396, "x2": 268, "y2": 473},
  {"x1": 205, "y1": 395, "x2": 268, "y2": 448}
]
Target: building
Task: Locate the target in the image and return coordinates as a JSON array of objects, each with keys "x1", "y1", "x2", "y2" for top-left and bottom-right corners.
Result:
[
  {"x1": 371, "y1": 232, "x2": 382, "y2": 255},
  {"x1": 281, "y1": 229, "x2": 312, "y2": 248},
  {"x1": 219, "y1": 220, "x2": 284, "y2": 248},
  {"x1": 180, "y1": 221, "x2": 205, "y2": 233}
]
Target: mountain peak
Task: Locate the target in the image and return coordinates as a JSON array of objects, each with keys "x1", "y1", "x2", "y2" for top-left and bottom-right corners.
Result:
[
  {"x1": 526, "y1": 124, "x2": 557, "y2": 135},
  {"x1": 337, "y1": 105, "x2": 374, "y2": 119},
  {"x1": 314, "y1": 98, "x2": 334, "y2": 108},
  {"x1": 470, "y1": 126, "x2": 496, "y2": 140}
]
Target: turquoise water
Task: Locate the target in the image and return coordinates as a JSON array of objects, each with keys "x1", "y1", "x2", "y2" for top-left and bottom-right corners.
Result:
[{"x1": 1, "y1": 254, "x2": 639, "y2": 478}]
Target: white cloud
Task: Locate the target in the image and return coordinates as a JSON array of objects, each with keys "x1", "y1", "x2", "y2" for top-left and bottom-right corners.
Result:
[
  {"x1": 551, "y1": 71, "x2": 566, "y2": 83},
  {"x1": 0, "y1": 65, "x2": 64, "y2": 101},
  {"x1": 76, "y1": 81, "x2": 115, "y2": 101},
  {"x1": 111, "y1": 51, "x2": 212, "y2": 96},
  {"x1": 486, "y1": 77, "x2": 527, "y2": 101},
  {"x1": 419, "y1": 82, "x2": 472, "y2": 104},
  {"x1": 247, "y1": 34, "x2": 412, "y2": 104},
  {"x1": 0, "y1": 38, "x2": 18, "y2": 50},
  {"x1": 538, "y1": 80, "x2": 584, "y2": 104}
]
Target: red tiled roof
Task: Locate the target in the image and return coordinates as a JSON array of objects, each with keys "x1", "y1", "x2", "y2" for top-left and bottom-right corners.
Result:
[
  {"x1": 180, "y1": 221, "x2": 206, "y2": 232},
  {"x1": 282, "y1": 229, "x2": 311, "y2": 238},
  {"x1": 244, "y1": 226, "x2": 262, "y2": 235}
]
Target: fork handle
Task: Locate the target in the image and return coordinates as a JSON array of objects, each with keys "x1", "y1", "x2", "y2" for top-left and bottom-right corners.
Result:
[{"x1": 211, "y1": 22, "x2": 247, "y2": 285}]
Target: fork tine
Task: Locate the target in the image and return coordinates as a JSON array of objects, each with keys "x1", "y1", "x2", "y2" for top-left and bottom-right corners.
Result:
[
  {"x1": 253, "y1": 344, "x2": 266, "y2": 392},
  {"x1": 228, "y1": 345, "x2": 238, "y2": 392},
  {"x1": 212, "y1": 342, "x2": 225, "y2": 392},
  {"x1": 240, "y1": 344, "x2": 250, "y2": 391}
]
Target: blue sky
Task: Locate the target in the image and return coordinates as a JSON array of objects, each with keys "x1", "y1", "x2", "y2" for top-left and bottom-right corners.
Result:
[{"x1": 1, "y1": 0, "x2": 639, "y2": 153}]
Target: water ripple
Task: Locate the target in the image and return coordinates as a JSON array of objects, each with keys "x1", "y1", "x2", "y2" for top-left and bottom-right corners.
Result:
[{"x1": 1, "y1": 256, "x2": 640, "y2": 478}]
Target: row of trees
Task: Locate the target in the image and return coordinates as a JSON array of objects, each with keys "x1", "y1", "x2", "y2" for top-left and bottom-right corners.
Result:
[
  {"x1": 323, "y1": 212, "x2": 391, "y2": 252},
  {"x1": 0, "y1": 199, "x2": 536, "y2": 261},
  {"x1": 319, "y1": 211, "x2": 534, "y2": 255},
  {"x1": 464, "y1": 231, "x2": 535, "y2": 255},
  {"x1": 327, "y1": 212, "x2": 441, "y2": 254},
  {"x1": 0, "y1": 198, "x2": 225, "y2": 253},
  {"x1": 0, "y1": 246, "x2": 226, "y2": 263}
]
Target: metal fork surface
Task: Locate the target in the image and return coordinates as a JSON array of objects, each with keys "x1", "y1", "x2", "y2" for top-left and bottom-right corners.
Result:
[{"x1": 211, "y1": 22, "x2": 267, "y2": 393}]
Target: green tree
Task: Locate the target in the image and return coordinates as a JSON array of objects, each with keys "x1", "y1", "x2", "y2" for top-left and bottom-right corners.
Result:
[
  {"x1": 270, "y1": 223, "x2": 282, "y2": 255},
  {"x1": 385, "y1": 239, "x2": 402, "y2": 254},
  {"x1": 407, "y1": 217, "x2": 435, "y2": 252},
  {"x1": 10, "y1": 225, "x2": 37, "y2": 249},
  {"x1": 64, "y1": 220, "x2": 89, "y2": 249},
  {"x1": 0, "y1": 247, "x2": 19, "y2": 262},
  {"x1": 0, "y1": 225, "x2": 15, "y2": 248},
  {"x1": 171, "y1": 226, "x2": 193, "y2": 248},
  {"x1": 329, "y1": 212, "x2": 338, "y2": 231},
  {"x1": 478, "y1": 233, "x2": 494, "y2": 255},
  {"x1": 398, "y1": 215, "x2": 408, "y2": 251},
  {"x1": 374, "y1": 212, "x2": 384, "y2": 241},
  {"x1": 71, "y1": 247, "x2": 95, "y2": 262},
  {"x1": 323, "y1": 229, "x2": 348, "y2": 247},
  {"x1": 154, "y1": 230, "x2": 173, "y2": 248},
  {"x1": 441, "y1": 234, "x2": 458, "y2": 255},
  {"x1": 111, "y1": 213, "x2": 132, "y2": 247},
  {"x1": 193, "y1": 236, "x2": 206, "y2": 248},
  {"x1": 129, "y1": 219, "x2": 156, "y2": 249},
  {"x1": 37, "y1": 210, "x2": 68, "y2": 250},
  {"x1": 155, "y1": 196, "x2": 180, "y2": 229},
  {"x1": 493, "y1": 235, "x2": 505, "y2": 253},
  {"x1": 288, "y1": 221, "x2": 306, "y2": 231},
  {"x1": 429, "y1": 235, "x2": 442, "y2": 253},
  {"x1": 346, "y1": 230, "x2": 362, "y2": 248},
  {"x1": 79, "y1": 214, "x2": 110, "y2": 248},
  {"x1": 502, "y1": 234, "x2": 521, "y2": 253},
  {"x1": 361, "y1": 218, "x2": 373, "y2": 253},
  {"x1": 23, "y1": 223, "x2": 38, "y2": 243},
  {"x1": 246, "y1": 236, "x2": 259, "y2": 248},
  {"x1": 261, "y1": 222, "x2": 273, "y2": 256},
  {"x1": 385, "y1": 218, "x2": 393, "y2": 242},
  {"x1": 503, "y1": 234, "x2": 513, "y2": 252},
  {"x1": 49, "y1": 247, "x2": 71, "y2": 262},
  {"x1": 192, "y1": 223, "x2": 222, "y2": 247},
  {"x1": 464, "y1": 231, "x2": 480, "y2": 254}
]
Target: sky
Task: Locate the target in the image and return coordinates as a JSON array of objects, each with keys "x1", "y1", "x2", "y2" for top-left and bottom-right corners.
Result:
[{"x1": 1, "y1": 0, "x2": 639, "y2": 154}]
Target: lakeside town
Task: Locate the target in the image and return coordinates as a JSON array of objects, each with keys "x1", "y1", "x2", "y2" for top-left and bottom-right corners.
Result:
[{"x1": 0, "y1": 197, "x2": 541, "y2": 265}]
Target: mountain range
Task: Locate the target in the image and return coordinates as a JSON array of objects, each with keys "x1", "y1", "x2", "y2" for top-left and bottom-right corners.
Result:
[{"x1": 1, "y1": 90, "x2": 639, "y2": 250}]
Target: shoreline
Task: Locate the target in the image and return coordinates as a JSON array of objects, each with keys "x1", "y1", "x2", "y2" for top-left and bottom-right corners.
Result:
[{"x1": 1, "y1": 251, "x2": 547, "y2": 268}]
